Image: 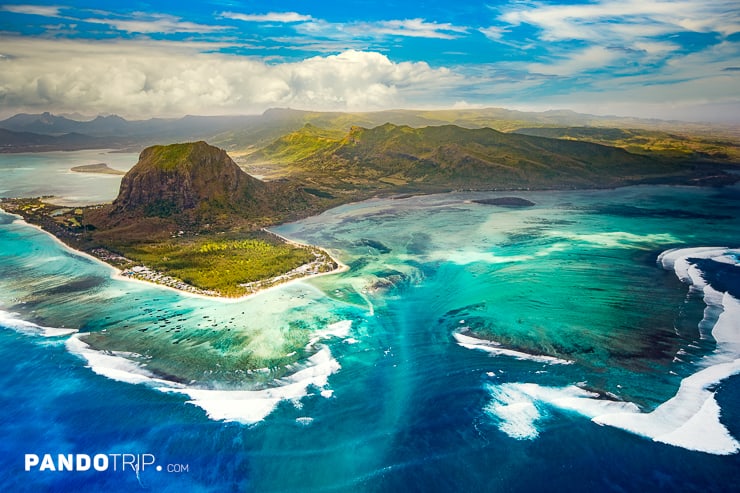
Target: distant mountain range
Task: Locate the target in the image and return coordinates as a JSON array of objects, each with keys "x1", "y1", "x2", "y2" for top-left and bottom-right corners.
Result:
[
  {"x1": 2, "y1": 108, "x2": 738, "y2": 154},
  {"x1": 0, "y1": 128, "x2": 113, "y2": 151},
  {"x1": 0, "y1": 111, "x2": 263, "y2": 152}
]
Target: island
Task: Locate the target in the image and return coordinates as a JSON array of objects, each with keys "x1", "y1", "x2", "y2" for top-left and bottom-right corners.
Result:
[
  {"x1": 70, "y1": 163, "x2": 126, "y2": 175},
  {"x1": 472, "y1": 197, "x2": 536, "y2": 207}
]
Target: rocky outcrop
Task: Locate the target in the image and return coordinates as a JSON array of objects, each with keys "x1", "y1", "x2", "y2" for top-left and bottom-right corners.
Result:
[{"x1": 112, "y1": 141, "x2": 264, "y2": 217}]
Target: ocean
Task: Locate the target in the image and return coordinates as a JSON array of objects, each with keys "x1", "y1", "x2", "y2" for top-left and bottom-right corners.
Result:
[{"x1": 0, "y1": 150, "x2": 738, "y2": 492}]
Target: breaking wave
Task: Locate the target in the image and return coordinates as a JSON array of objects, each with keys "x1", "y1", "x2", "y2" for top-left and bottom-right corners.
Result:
[{"x1": 483, "y1": 247, "x2": 740, "y2": 455}]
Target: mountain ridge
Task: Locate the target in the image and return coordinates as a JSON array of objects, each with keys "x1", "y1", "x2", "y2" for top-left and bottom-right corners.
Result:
[
  {"x1": 2, "y1": 108, "x2": 738, "y2": 155},
  {"x1": 250, "y1": 123, "x2": 736, "y2": 191}
]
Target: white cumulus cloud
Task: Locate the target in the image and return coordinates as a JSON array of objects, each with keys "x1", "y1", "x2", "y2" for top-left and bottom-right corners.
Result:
[{"x1": 0, "y1": 38, "x2": 462, "y2": 118}]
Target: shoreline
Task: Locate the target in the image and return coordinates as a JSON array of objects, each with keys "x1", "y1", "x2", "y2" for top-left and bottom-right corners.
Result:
[
  {"x1": 3, "y1": 177, "x2": 734, "y2": 303},
  {"x1": 1, "y1": 205, "x2": 349, "y2": 304}
]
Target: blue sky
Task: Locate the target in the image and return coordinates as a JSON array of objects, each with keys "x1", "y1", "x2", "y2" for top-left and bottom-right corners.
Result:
[{"x1": 0, "y1": 0, "x2": 738, "y2": 122}]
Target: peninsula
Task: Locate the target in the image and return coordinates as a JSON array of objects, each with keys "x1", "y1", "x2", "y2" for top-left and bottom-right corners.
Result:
[
  {"x1": 4, "y1": 141, "x2": 341, "y2": 297},
  {"x1": 4, "y1": 124, "x2": 738, "y2": 297},
  {"x1": 71, "y1": 163, "x2": 126, "y2": 175}
]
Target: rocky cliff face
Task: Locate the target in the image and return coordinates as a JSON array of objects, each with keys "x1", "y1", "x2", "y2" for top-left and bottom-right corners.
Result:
[{"x1": 113, "y1": 141, "x2": 264, "y2": 217}]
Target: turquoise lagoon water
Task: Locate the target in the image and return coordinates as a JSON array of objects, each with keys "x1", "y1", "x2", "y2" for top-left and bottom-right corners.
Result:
[
  {"x1": 0, "y1": 149, "x2": 138, "y2": 205},
  {"x1": 1, "y1": 150, "x2": 739, "y2": 491}
]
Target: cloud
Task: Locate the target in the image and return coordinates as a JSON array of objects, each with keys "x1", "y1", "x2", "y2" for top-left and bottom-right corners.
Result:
[
  {"x1": 499, "y1": 0, "x2": 740, "y2": 42},
  {"x1": 221, "y1": 13, "x2": 466, "y2": 39},
  {"x1": 527, "y1": 46, "x2": 622, "y2": 76},
  {"x1": 292, "y1": 17, "x2": 468, "y2": 44},
  {"x1": 355, "y1": 18, "x2": 468, "y2": 39},
  {"x1": 1, "y1": 4, "x2": 61, "y2": 17},
  {"x1": 221, "y1": 11, "x2": 313, "y2": 23},
  {"x1": 479, "y1": 26, "x2": 506, "y2": 41},
  {"x1": 1, "y1": 5, "x2": 229, "y2": 35},
  {"x1": 83, "y1": 13, "x2": 230, "y2": 34},
  {"x1": 494, "y1": 0, "x2": 740, "y2": 80},
  {"x1": 0, "y1": 38, "x2": 462, "y2": 118},
  {"x1": 511, "y1": 40, "x2": 740, "y2": 122}
]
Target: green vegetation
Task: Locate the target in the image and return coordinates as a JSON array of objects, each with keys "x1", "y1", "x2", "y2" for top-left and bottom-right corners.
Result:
[
  {"x1": 143, "y1": 142, "x2": 197, "y2": 171},
  {"x1": 123, "y1": 236, "x2": 316, "y2": 297},
  {"x1": 248, "y1": 123, "x2": 738, "y2": 193},
  {"x1": 213, "y1": 107, "x2": 740, "y2": 158},
  {"x1": 513, "y1": 127, "x2": 740, "y2": 161},
  {"x1": 258, "y1": 124, "x2": 344, "y2": 163},
  {"x1": 7, "y1": 119, "x2": 739, "y2": 298}
]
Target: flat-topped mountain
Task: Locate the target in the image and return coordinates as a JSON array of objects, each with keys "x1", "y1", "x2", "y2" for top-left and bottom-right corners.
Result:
[
  {"x1": 8, "y1": 132, "x2": 738, "y2": 298},
  {"x1": 113, "y1": 141, "x2": 265, "y2": 217},
  {"x1": 7, "y1": 141, "x2": 338, "y2": 297},
  {"x1": 87, "y1": 141, "x2": 327, "y2": 242}
]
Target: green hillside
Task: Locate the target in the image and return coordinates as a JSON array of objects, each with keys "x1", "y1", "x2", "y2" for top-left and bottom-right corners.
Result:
[
  {"x1": 213, "y1": 108, "x2": 740, "y2": 160},
  {"x1": 9, "y1": 132, "x2": 737, "y2": 297},
  {"x1": 249, "y1": 123, "x2": 737, "y2": 192},
  {"x1": 513, "y1": 126, "x2": 740, "y2": 161}
]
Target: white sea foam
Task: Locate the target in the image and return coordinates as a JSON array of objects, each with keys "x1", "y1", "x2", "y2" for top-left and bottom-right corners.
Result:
[
  {"x1": 66, "y1": 334, "x2": 174, "y2": 386},
  {"x1": 0, "y1": 309, "x2": 77, "y2": 337},
  {"x1": 657, "y1": 247, "x2": 728, "y2": 279},
  {"x1": 598, "y1": 247, "x2": 740, "y2": 454},
  {"x1": 453, "y1": 332, "x2": 573, "y2": 365},
  {"x1": 486, "y1": 383, "x2": 640, "y2": 440},
  {"x1": 486, "y1": 247, "x2": 740, "y2": 455},
  {"x1": 660, "y1": 247, "x2": 740, "y2": 345},
  {"x1": 67, "y1": 332, "x2": 340, "y2": 425},
  {"x1": 594, "y1": 359, "x2": 740, "y2": 455},
  {"x1": 714, "y1": 292, "x2": 740, "y2": 345},
  {"x1": 168, "y1": 346, "x2": 340, "y2": 424},
  {"x1": 486, "y1": 384, "x2": 542, "y2": 439},
  {"x1": 309, "y1": 320, "x2": 353, "y2": 345},
  {"x1": 550, "y1": 231, "x2": 678, "y2": 249}
]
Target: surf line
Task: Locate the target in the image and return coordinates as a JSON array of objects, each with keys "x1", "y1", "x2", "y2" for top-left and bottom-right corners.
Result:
[{"x1": 477, "y1": 247, "x2": 740, "y2": 455}]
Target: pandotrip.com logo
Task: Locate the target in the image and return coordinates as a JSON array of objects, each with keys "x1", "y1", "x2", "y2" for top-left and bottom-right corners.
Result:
[{"x1": 25, "y1": 453, "x2": 190, "y2": 474}]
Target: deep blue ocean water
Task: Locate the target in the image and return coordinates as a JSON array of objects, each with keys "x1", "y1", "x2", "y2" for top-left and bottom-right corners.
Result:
[{"x1": 0, "y1": 151, "x2": 739, "y2": 491}]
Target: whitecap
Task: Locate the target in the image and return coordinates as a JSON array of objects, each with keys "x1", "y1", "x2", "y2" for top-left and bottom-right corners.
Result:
[
  {"x1": 170, "y1": 346, "x2": 340, "y2": 424},
  {"x1": 66, "y1": 335, "x2": 175, "y2": 386},
  {"x1": 0, "y1": 309, "x2": 77, "y2": 337},
  {"x1": 485, "y1": 382, "x2": 640, "y2": 441},
  {"x1": 310, "y1": 320, "x2": 353, "y2": 342},
  {"x1": 484, "y1": 247, "x2": 740, "y2": 455},
  {"x1": 594, "y1": 359, "x2": 740, "y2": 455},
  {"x1": 453, "y1": 332, "x2": 573, "y2": 365},
  {"x1": 713, "y1": 291, "x2": 740, "y2": 345},
  {"x1": 485, "y1": 384, "x2": 543, "y2": 440},
  {"x1": 66, "y1": 333, "x2": 340, "y2": 425},
  {"x1": 596, "y1": 247, "x2": 740, "y2": 455}
]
